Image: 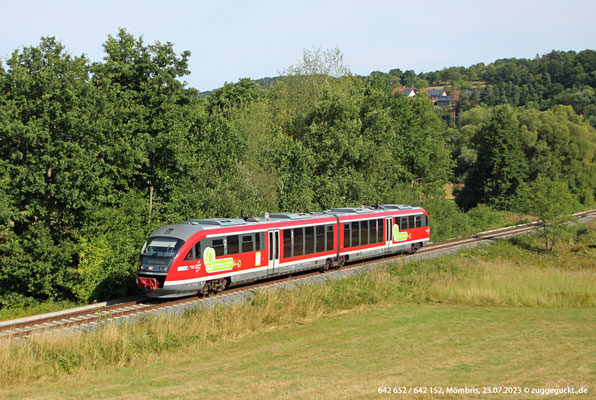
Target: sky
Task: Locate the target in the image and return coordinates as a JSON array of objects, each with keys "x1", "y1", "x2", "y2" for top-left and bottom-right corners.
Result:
[{"x1": 1, "y1": 0, "x2": 594, "y2": 92}]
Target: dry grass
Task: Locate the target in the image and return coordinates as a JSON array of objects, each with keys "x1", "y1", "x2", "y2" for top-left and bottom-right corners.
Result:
[
  {"x1": 2, "y1": 305, "x2": 594, "y2": 399},
  {"x1": 0, "y1": 300, "x2": 82, "y2": 322},
  {"x1": 428, "y1": 261, "x2": 595, "y2": 307}
]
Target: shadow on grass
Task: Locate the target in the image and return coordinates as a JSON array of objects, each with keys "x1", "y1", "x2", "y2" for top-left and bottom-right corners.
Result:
[{"x1": 509, "y1": 235, "x2": 553, "y2": 255}]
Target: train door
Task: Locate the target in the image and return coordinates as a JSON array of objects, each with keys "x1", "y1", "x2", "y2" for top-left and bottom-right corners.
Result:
[
  {"x1": 267, "y1": 230, "x2": 280, "y2": 275},
  {"x1": 385, "y1": 217, "x2": 393, "y2": 251}
]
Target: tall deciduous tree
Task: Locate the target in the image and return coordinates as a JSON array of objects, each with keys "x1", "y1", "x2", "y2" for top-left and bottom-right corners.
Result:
[
  {"x1": 92, "y1": 28, "x2": 196, "y2": 209},
  {"x1": 458, "y1": 106, "x2": 528, "y2": 209},
  {"x1": 0, "y1": 37, "x2": 98, "y2": 304}
]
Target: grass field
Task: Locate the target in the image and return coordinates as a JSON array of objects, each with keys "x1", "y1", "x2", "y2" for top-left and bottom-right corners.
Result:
[
  {"x1": 1, "y1": 305, "x2": 593, "y2": 399},
  {"x1": 0, "y1": 222, "x2": 594, "y2": 399}
]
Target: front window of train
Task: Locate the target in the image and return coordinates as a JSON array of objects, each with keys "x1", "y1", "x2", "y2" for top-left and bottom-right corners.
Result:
[{"x1": 138, "y1": 237, "x2": 184, "y2": 273}]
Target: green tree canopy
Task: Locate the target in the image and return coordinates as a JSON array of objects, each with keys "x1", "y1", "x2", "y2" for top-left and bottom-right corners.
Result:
[
  {"x1": 519, "y1": 175, "x2": 577, "y2": 250},
  {"x1": 458, "y1": 106, "x2": 528, "y2": 209}
]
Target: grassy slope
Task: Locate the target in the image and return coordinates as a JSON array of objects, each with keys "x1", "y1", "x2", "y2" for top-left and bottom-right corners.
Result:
[
  {"x1": 0, "y1": 301, "x2": 83, "y2": 323},
  {"x1": 2, "y1": 306, "x2": 594, "y2": 399},
  {"x1": 1, "y1": 223, "x2": 594, "y2": 399}
]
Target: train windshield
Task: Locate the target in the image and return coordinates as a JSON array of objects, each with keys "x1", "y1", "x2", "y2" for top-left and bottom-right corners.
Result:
[
  {"x1": 139, "y1": 237, "x2": 184, "y2": 272},
  {"x1": 141, "y1": 237, "x2": 184, "y2": 256}
]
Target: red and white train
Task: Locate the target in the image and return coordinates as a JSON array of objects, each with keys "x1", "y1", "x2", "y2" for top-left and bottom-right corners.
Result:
[{"x1": 137, "y1": 204, "x2": 431, "y2": 297}]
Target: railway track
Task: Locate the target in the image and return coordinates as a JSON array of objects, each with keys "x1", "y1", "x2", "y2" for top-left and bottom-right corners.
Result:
[{"x1": 2, "y1": 209, "x2": 594, "y2": 340}]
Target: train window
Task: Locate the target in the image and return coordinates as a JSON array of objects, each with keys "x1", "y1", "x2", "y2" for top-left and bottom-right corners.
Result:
[
  {"x1": 241, "y1": 234, "x2": 254, "y2": 252},
  {"x1": 294, "y1": 228, "x2": 304, "y2": 256},
  {"x1": 305, "y1": 226, "x2": 314, "y2": 254},
  {"x1": 377, "y1": 219, "x2": 384, "y2": 242},
  {"x1": 386, "y1": 219, "x2": 391, "y2": 241},
  {"x1": 326, "y1": 225, "x2": 334, "y2": 251},
  {"x1": 400, "y1": 217, "x2": 408, "y2": 230},
  {"x1": 422, "y1": 215, "x2": 428, "y2": 227},
  {"x1": 351, "y1": 221, "x2": 359, "y2": 247},
  {"x1": 370, "y1": 219, "x2": 377, "y2": 244},
  {"x1": 408, "y1": 216, "x2": 415, "y2": 229},
  {"x1": 143, "y1": 237, "x2": 183, "y2": 255},
  {"x1": 361, "y1": 220, "x2": 369, "y2": 245},
  {"x1": 343, "y1": 223, "x2": 351, "y2": 248},
  {"x1": 227, "y1": 235, "x2": 239, "y2": 255},
  {"x1": 269, "y1": 232, "x2": 273, "y2": 260},
  {"x1": 256, "y1": 232, "x2": 264, "y2": 250},
  {"x1": 315, "y1": 225, "x2": 325, "y2": 253},
  {"x1": 195, "y1": 242, "x2": 202, "y2": 259},
  {"x1": 184, "y1": 248, "x2": 193, "y2": 260},
  {"x1": 415, "y1": 215, "x2": 422, "y2": 228},
  {"x1": 212, "y1": 238, "x2": 225, "y2": 257},
  {"x1": 283, "y1": 229, "x2": 292, "y2": 258}
]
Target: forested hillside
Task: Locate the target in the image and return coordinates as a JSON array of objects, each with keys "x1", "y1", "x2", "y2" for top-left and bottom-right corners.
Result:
[
  {"x1": 0, "y1": 31, "x2": 594, "y2": 308},
  {"x1": 367, "y1": 50, "x2": 596, "y2": 127}
]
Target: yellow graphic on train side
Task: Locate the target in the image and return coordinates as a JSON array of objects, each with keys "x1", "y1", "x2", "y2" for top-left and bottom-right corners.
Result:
[
  {"x1": 203, "y1": 247, "x2": 241, "y2": 273},
  {"x1": 392, "y1": 224, "x2": 411, "y2": 242}
]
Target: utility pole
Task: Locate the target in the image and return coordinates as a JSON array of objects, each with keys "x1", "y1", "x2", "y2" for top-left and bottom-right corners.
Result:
[{"x1": 148, "y1": 186, "x2": 153, "y2": 225}]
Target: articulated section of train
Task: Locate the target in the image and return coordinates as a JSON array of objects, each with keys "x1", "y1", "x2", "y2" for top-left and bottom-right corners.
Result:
[{"x1": 137, "y1": 204, "x2": 430, "y2": 297}]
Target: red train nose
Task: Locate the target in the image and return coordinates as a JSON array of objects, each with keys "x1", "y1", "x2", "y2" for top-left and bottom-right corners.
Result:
[{"x1": 137, "y1": 277, "x2": 159, "y2": 290}]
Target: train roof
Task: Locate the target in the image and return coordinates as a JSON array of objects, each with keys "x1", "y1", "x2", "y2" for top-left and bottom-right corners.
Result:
[{"x1": 148, "y1": 204, "x2": 424, "y2": 241}]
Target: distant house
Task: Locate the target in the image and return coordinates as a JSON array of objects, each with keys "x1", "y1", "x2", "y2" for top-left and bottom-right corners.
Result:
[
  {"x1": 436, "y1": 95, "x2": 451, "y2": 108},
  {"x1": 428, "y1": 89, "x2": 447, "y2": 102},
  {"x1": 402, "y1": 88, "x2": 416, "y2": 97},
  {"x1": 392, "y1": 87, "x2": 416, "y2": 97}
]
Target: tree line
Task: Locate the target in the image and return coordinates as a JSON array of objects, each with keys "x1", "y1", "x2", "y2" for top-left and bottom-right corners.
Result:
[
  {"x1": 369, "y1": 49, "x2": 596, "y2": 127},
  {"x1": 0, "y1": 32, "x2": 594, "y2": 308},
  {"x1": 0, "y1": 31, "x2": 452, "y2": 307}
]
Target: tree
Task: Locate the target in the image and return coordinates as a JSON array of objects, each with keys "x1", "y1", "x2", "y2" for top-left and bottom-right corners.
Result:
[
  {"x1": 307, "y1": 90, "x2": 365, "y2": 207},
  {"x1": 519, "y1": 175, "x2": 577, "y2": 250},
  {"x1": 207, "y1": 78, "x2": 263, "y2": 116},
  {"x1": 0, "y1": 37, "x2": 102, "y2": 304},
  {"x1": 92, "y1": 28, "x2": 198, "y2": 215},
  {"x1": 458, "y1": 106, "x2": 528, "y2": 209},
  {"x1": 360, "y1": 76, "x2": 453, "y2": 201},
  {"x1": 401, "y1": 70, "x2": 416, "y2": 87},
  {"x1": 0, "y1": 31, "x2": 202, "y2": 305},
  {"x1": 270, "y1": 47, "x2": 352, "y2": 130}
]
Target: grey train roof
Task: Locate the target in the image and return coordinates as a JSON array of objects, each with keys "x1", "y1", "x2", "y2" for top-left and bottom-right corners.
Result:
[{"x1": 149, "y1": 204, "x2": 423, "y2": 241}]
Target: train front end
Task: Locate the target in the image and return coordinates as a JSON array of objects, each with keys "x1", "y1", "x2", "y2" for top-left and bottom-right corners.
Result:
[{"x1": 136, "y1": 225, "x2": 205, "y2": 297}]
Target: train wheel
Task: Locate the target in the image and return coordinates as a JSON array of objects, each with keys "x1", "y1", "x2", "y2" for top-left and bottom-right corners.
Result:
[
  {"x1": 211, "y1": 278, "x2": 227, "y2": 293},
  {"x1": 198, "y1": 284, "x2": 209, "y2": 297},
  {"x1": 337, "y1": 256, "x2": 346, "y2": 269},
  {"x1": 321, "y1": 259, "x2": 332, "y2": 272},
  {"x1": 408, "y1": 243, "x2": 421, "y2": 254},
  {"x1": 198, "y1": 278, "x2": 228, "y2": 297}
]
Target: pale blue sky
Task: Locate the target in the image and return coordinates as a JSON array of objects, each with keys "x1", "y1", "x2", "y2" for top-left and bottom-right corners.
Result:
[{"x1": 1, "y1": 0, "x2": 594, "y2": 91}]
